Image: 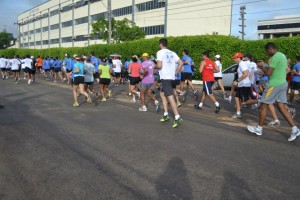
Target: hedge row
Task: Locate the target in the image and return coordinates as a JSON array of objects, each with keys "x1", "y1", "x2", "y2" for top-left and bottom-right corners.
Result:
[{"x1": 1, "y1": 35, "x2": 300, "y2": 80}]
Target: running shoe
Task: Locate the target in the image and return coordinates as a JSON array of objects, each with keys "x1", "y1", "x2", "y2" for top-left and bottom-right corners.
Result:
[
  {"x1": 137, "y1": 91, "x2": 141, "y2": 99},
  {"x1": 160, "y1": 115, "x2": 170, "y2": 122},
  {"x1": 155, "y1": 101, "x2": 160, "y2": 112},
  {"x1": 215, "y1": 106, "x2": 222, "y2": 114},
  {"x1": 101, "y1": 97, "x2": 107, "y2": 102},
  {"x1": 288, "y1": 107, "x2": 296, "y2": 119},
  {"x1": 194, "y1": 90, "x2": 199, "y2": 101},
  {"x1": 231, "y1": 113, "x2": 242, "y2": 119},
  {"x1": 131, "y1": 98, "x2": 136, "y2": 103},
  {"x1": 87, "y1": 96, "x2": 92, "y2": 103},
  {"x1": 288, "y1": 129, "x2": 300, "y2": 142},
  {"x1": 225, "y1": 97, "x2": 232, "y2": 103},
  {"x1": 28, "y1": 79, "x2": 32, "y2": 85},
  {"x1": 2, "y1": 76, "x2": 4, "y2": 80},
  {"x1": 138, "y1": 106, "x2": 147, "y2": 112},
  {"x1": 73, "y1": 102, "x2": 79, "y2": 107},
  {"x1": 108, "y1": 90, "x2": 112, "y2": 98},
  {"x1": 247, "y1": 125, "x2": 262, "y2": 136},
  {"x1": 172, "y1": 117, "x2": 183, "y2": 128},
  {"x1": 267, "y1": 120, "x2": 280, "y2": 127},
  {"x1": 251, "y1": 104, "x2": 259, "y2": 110},
  {"x1": 194, "y1": 105, "x2": 202, "y2": 110},
  {"x1": 177, "y1": 101, "x2": 182, "y2": 108},
  {"x1": 181, "y1": 91, "x2": 187, "y2": 103}
]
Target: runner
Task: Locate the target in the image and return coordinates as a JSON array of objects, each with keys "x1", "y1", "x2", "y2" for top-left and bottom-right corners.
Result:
[
  {"x1": 11, "y1": 55, "x2": 21, "y2": 84},
  {"x1": 128, "y1": 55, "x2": 142, "y2": 103},
  {"x1": 72, "y1": 56, "x2": 92, "y2": 107},
  {"x1": 23, "y1": 55, "x2": 33, "y2": 84},
  {"x1": 231, "y1": 52, "x2": 251, "y2": 119},
  {"x1": 0, "y1": 55, "x2": 7, "y2": 80},
  {"x1": 63, "y1": 53, "x2": 73, "y2": 84},
  {"x1": 213, "y1": 54, "x2": 226, "y2": 99},
  {"x1": 84, "y1": 57, "x2": 96, "y2": 96},
  {"x1": 139, "y1": 53, "x2": 160, "y2": 112},
  {"x1": 98, "y1": 57, "x2": 112, "y2": 102},
  {"x1": 90, "y1": 51, "x2": 100, "y2": 84},
  {"x1": 247, "y1": 42, "x2": 300, "y2": 142},
  {"x1": 173, "y1": 66, "x2": 185, "y2": 108},
  {"x1": 42, "y1": 57, "x2": 51, "y2": 78},
  {"x1": 180, "y1": 49, "x2": 198, "y2": 101},
  {"x1": 30, "y1": 56, "x2": 36, "y2": 83},
  {"x1": 36, "y1": 56, "x2": 43, "y2": 76},
  {"x1": 112, "y1": 56, "x2": 122, "y2": 86},
  {"x1": 194, "y1": 51, "x2": 221, "y2": 113},
  {"x1": 154, "y1": 38, "x2": 184, "y2": 128},
  {"x1": 53, "y1": 56, "x2": 63, "y2": 83},
  {"x1": 290, "y1": 56, "x2": 300, "y2": 104}
]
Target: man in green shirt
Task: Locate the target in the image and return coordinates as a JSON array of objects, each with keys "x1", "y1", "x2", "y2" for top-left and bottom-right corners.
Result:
[{"x1": 247, "y1": 42, "x2": 299, "y2": 142}]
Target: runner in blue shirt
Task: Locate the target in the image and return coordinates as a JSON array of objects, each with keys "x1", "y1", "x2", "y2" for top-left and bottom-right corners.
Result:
[
  {"x1": 53, "y1": 57, "x2": 63, "y2": 83},
  {"x1": 42, "y1": 57, "x2": 50, "y2": 78},
  {"x1": 290, "y1": 56, "x2": 300, "y2": 103},
  {"x1": 63, "y1": 53, "x2": 73, "y2": 84},
  {"x1": 90, "y1": 51, "x2": 100, "y2": 83},
  {"x1": 72, "y1": 56, "x2": 92, "y2": 107}
]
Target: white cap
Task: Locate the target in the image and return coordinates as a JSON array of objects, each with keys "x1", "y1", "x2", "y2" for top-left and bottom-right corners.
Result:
[
  {"x1": 215, "y1": 54, "x2": 221, "y2": 59},
  {"x1": 65, "y1": 53, "x2": 69, "y2": 57},
  {"x1": 30, "y1": 56, "x2": 34, "y2": 59},
  {"x1": 73, "y1": 54, "x2": 78, "y2": 58}
]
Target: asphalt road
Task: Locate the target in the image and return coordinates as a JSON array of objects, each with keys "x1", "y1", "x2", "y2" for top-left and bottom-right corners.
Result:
[{"x1": 0, "y1": 77, "x2": 299, "y2": 200}]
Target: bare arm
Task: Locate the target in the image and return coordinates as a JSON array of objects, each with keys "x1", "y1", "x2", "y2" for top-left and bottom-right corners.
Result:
[
  {"x1": 175, "y1": 59, "x2": 184, "y2": 75},
  {"x1": 214, "y1": 63, "x2": 220, "y2": 73},
  {"x1": 155, "y1": 60, "x2": 162, "y2": 70},
  {"x1": 199, "y1": 61, "x2": 205, "y2": 73}
]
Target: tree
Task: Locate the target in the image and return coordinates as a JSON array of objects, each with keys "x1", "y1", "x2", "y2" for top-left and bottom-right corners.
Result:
[
  {"x1": 91, "y1": 17, "x2": 145, "y2": 43},
  {"x1": 0, "y1": 29, "x2": 15, "y2": 49}
]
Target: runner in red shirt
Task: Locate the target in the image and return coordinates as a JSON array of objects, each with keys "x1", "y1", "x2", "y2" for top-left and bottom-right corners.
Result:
[{"x1": 194, "y1": 51, "x2": 221, "y2": 113}]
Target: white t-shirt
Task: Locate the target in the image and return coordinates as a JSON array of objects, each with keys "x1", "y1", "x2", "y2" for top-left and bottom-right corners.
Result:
[
  {"x1": 11, "y1": 59, "x2": 21, "y2": 70},
  {"x1": 6, "y1": 59, "x2": 12, "y2": 69},
  {"x1": 246, "y1": 61, "x2": 257, "y2": 84},
  {"x1": 0, "y1": 58, "x2": 6, "y2": 68},
  {"x1": 237, "y1": 61, "x2": 251, "y2": 87},
  {"x1": 156, "y1": 48, "x2": 180, "y2": 80},
  {"x1": 214, "y1": 60, "x2": 222, "y2": 77},
  {"x1": 112, "y1": 59, "x2": 122, "y2": 73},
  {"x1": 21, "y1": 59, "x2": 26, "y2": 69},
  {"x1": 84, "y1": 63, "x2": 95, "y2": 83},
  {"x1": 23, "y1": 58, "x2": 33, "y2": 69}
]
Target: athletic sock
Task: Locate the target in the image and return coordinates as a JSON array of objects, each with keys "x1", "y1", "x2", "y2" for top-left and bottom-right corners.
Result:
[
  {"x1": 199, "y1": 102, "x2": 203, "y2": 107},
  {"x1": 274, "y1": 119, "x2": 280, "y2": 123},
  {"x1": 164, "y1": 112, "x2": 168, "y2": 116},
  {"x1": 228, "y1": 96, "x2": 232, "y2": 100},
  {"x1": 237, "y1": 111, "x2": 241, "y2": 115},
  {"x1": 257, "y1": 125, "x2": 263, "y2": 130},
  {"x1": 215, "y1": 102, "x2": 220, "y2": 107},
  {"x1": 175, "y1": 115, "x2": 180, "y2": 120},
  {"x1": 292, "y1": 126, "x2": 298, "y2": 132}
]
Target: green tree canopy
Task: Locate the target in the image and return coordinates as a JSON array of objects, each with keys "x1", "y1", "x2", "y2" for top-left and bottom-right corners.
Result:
[
  {"x1": 0, "y1": 29, "x2": 15, "y2": 49},
  {"x1": 91, "y1": 17, "x2": 145, "y2": 43}
]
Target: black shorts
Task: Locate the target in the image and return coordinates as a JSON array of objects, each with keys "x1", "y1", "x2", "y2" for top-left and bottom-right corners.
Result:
[
  {"x1": 235, "y1": 87, "x2": 251, "y2": 102},
  {"x1": 66, "y1": 69, "x2": 72, "y2": 73},
  {"x1": 173, "y1": 80, "x2": 180, "y2": 88},
  {"x1": 291, "y1": 81, "x2": 300, "y2": 90},
  {"x1": 73, "y1": 76, "x2": 84, "y2": 85},
  {"x1": 130, "y1": 77, "x2": 141, "y2": 85},
  {"x1": 85, "y1": 82, "x2": 94, "y2": 86},
  {"x1": 121, "y1": 71, "x2": 126, "y2": 78},
  {"x1": 31, "y1": 69, "x2": 36, "y2": 75},
  {"x1": 203, "y1": 81, "x2": 214, "y2": 95},
  {"x1": 181, "y1": 72, "x2": 193, "y2": 81},
  {"x1": 161, "y1": 79, "x2": 176, "y2": 96},
  {"x1": 1, "y1": 68, "x2": 6, "y2": 72},
  {"x1": 25, "y1": 67, "x2": 32, "y2": 74},
  {"x1": 93, "y1": 72, "x2": 99, "y2": 79},
  {"x1": 114, "y1": 72, "x2": 121, "y2": 78},
  {"x1": 54, "y1": 68, "x2": 61, "y2": 73},
  {"x1": 11, "y1": 69, "x2": 19, "y2": 72},
  {"x1": 44, "y1": 69, "x2": 50, "y2": 72},
  {"x1": 99, "y1": 78, "x2": 111, "y2": 85},
  {"x1": 214, "y1": 77, "x2": 222, "y2": 81}
]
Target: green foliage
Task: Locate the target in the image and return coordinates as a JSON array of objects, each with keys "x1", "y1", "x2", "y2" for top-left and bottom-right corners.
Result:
[
  {"x1": 1, "y1": 35, "x2": 300, "y2": 80},
  {"x1": 0, "y1": 30, "x2": 15, "y2": 49},
  {"x1": 91, "y1": 17, "x2": 145, "y2": 43}
]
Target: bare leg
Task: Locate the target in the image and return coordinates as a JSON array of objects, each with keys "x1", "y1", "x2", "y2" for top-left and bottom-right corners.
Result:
[
  {"x1": 73, "y1": 85, "x2": 79, "y2": 103},
  {"x1": 277, "y1": 102, "x2": 295, "y2": 127},
  {"x1": 258, "y1": 103, "x2": 268, "y2": 126}
]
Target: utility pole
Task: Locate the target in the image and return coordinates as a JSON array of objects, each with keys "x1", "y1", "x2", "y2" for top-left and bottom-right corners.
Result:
[
  {"x1": 132, "y1": 0, "x2": 135, "y2": 27},
  {"x1": 239, "y1": 5, "x2": 246, "y2": 40},
  {"x1": 164, "y1": 0, "x2": 168, "y2": 38},
  {"x1": 108, "y1": 0, "x2": 112, "y2": 44}
]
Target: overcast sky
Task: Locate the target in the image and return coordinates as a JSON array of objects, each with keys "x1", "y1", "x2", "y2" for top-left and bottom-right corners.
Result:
[{"x1": 1, "y1": 0, "x2": 300, "y2": 40}]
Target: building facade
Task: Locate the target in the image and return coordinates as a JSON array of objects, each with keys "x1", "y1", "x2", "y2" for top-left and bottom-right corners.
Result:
[
  {"x1": 17, "y1": 0, "x2": 233, "y2": 49},
  {"x1": 257, "y1": 14, "x2": 300, "y2": 39}
]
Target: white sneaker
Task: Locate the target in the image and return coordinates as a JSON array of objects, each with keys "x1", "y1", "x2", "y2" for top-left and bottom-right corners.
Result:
[
  {"x1": 137, "y1": 92, "x2": 141, "y2": 99},
  {"x1": 131, "y1": 98, "x2": 136, "y2": 103},
  {"x1": 247, "y1": 125, "x2": 262, "y2": 136},
  {"x1": 138, "y1": 106, "x2": 147, "y2": 112},
  {"x1": 267, "y1": 120, "x2": 280, "y2": 127},
  {"x1": 288, "y1": 129, "x2": 300, "y2": 142},
  {"x1": 28, "y1": 79, "x2": 31, "y2": 85}
]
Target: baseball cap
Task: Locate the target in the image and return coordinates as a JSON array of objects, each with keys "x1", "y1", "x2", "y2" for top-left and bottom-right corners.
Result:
[
  {"x1": 75, "y1": 56, "x2": 81, "y2": 61},
  {"x1": 215, "y1": 54, "x2": 221, "y2": 59},
  {"x1": 232, "y1": 52, "x2": 243, "y2": 59},
  {"x1": 142, "y1": 53, "x2": 149, "y2": 57},
  {"x1": 73, "y1": 54, "x2": 78, "y2": 58},
  {"x1": 30, "y1": 56, "x2": 34, "y2": 59}
]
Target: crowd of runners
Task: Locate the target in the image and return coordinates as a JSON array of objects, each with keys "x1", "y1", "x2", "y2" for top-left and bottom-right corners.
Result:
[{"x1": 0, "y1": 38, "x2": 300, "y2": 141}]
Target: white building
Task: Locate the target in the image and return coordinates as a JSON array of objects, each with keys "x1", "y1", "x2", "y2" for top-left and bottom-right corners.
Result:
[
  {"x1": 17, "y1": 0, "x2": 233, "y2": 49},
  {"x1": 257, "y1": 14, "x2": 300, "y2": 39}
]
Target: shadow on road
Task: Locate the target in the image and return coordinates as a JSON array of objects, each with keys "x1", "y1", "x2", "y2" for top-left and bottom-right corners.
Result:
[
  {"x1": 220, "y1": 171, "x2": 258, "y2": 200},
  {"x1": 155, "y1": 157, "x2": 192, "y2": 200}
]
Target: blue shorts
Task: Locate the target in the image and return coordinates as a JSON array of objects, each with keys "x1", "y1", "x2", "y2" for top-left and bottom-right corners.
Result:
[{"x1": 203, "y1": 81, "x2": 214, "y2": 95}]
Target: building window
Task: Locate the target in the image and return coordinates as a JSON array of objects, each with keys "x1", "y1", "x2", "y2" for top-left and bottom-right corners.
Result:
[
  {"x1": 62, "y1": 4, "x2": 73, "y2": 12},
  {"x1": 62, "y1": 20, "x2": 73, "y2": 28},
  {"x1": 36, "y1": 41, "x2": 41, "y2": 46},
  {"x1": 24, "y1": 31, "x2": 29, "y2": 36},
  {"x1": 51, "y1": 38, "x2": 59, "y2": 44},
  {"x1": 75, "y1": 17, "x2": 88, "y2": 25},
  {"x1": 43, "y1": 26, "x2": 49, "y2": 32},
  {"x1": 141, "y1": 25, "x2": 164, "y2": 35},
  {"x1": 50, "y1": 9, "x2": 60, "y2": 17},
  {"x1": 75, "y1": 0, "x2": 88, "y2": 8},
  {"x1": 62, "y1": 36, "x2": 72, "y2": 43},
  {"x1": 30, "y1": 30, "x2": 35, "y2": 35},
  {"x1": 74, "y1": 35, "x2": 88, "y2": 41},
  {"x1": 258, "y1": 23, "x2": 300, "y2": 30},
  {"x1": 91, "y1": 13, "x2": 106, "y2": 21},
  {"x1": 50, "y1": 23, "x2": 59, "y2": 30},
  {"x1": 35, "y1": 28, "x2": 41, "y2": 33},
  {"x1": 43, "y1": 40, "x2": 49, "y2": 45},
  {"x1": 30, "y1": 42, "x2": 35, "y2": 46},
  {"x1": 90, "y1": 0, "x2": 101, "y2": 3}
]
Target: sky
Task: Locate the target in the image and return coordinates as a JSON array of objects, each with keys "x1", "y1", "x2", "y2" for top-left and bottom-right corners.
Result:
[{"x1": 1, "y1": 0, "x2": 300, "y2": 40}]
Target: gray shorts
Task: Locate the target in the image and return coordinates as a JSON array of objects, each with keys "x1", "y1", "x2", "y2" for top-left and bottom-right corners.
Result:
[
  {"x1": 141, "y1": 83, "x2": 155, "y2": 90},
  {"x1": 260, "y1": 82, "x2": 288, "y2": 104}
]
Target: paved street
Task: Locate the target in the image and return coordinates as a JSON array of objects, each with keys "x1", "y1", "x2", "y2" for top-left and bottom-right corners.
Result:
[{"x1": 0, "y1": 77, "x2": 299, "y2": 200}]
